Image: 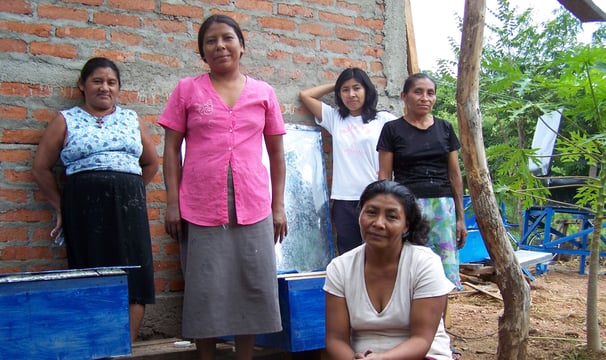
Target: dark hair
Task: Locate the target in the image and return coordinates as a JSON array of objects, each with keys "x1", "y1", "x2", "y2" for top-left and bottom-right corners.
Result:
[
  {"x1": 402, "y1": 72, "x2": 436, "y2": 94},
  {"x1": 359, "y1": 180, "x2": 429, "y2": 246},
  {"x1": 334, "y1": 67, "x2": 378, "y2": 123},
  {"x1": 78, "y1": 57, "x2": 121, "y2": 93},
  {"x1": 198, "y1": 14, "x2": 245, "y2": 61}
]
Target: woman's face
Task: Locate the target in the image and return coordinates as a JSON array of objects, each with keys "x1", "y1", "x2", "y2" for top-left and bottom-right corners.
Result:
[
  {"x1": 339, "y1": 78, "x2": 366, "y2": 116},
  {"x1": 202, "y1": 22, "x2": 245, "y2": 73},
  {"x1": 359, "y1": 194, "x2": 409, "y2": 249},
  {"x1": 401, "y1": 78, "x2": 436, "y2": 116},
  {"x1": 78, "y1": 67, "x2": 120, "y2": 112}
]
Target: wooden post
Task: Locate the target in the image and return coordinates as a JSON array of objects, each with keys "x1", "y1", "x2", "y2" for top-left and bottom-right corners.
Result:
[
  {"x1": 456, "y1": 0, "x2": 531, "y2": 358},
  {"x1": 404, "y1": 0, "x2": 420, "y2": 75}
]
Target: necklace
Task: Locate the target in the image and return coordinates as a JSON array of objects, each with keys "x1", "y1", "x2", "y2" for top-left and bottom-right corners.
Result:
[{"x1": 84, "y1": 106, "x2": 115, "y2": 128}]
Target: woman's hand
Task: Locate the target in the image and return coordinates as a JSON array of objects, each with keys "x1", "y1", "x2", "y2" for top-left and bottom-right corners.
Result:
[
  {"x1": 272, "y1": 205, "x2": 287, "y2": 244},
  {"x1": 164, "y1": 202, "x2": 183, "y2": 241},
  {"x1": 456, "y1": 218, "x2": 467, "y2": 249}
]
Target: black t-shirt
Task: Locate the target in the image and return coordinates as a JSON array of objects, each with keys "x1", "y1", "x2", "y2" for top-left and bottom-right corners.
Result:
[{"x1": 377, "y1": 116, "x2": 461, "y2": 198}]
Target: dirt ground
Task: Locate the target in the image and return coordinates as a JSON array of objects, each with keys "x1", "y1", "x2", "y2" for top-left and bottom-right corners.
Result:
[{"x1": 448, "y1": 258, "x2": 606, "y2": 359}]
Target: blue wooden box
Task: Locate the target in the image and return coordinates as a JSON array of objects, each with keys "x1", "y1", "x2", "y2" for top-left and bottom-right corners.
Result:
[
  {"x1": 0, "y1": 267, "x2": 131, "y2": 360},
  {"x1": 255, "y1": 272, "x2": 326, "y2": 352}
]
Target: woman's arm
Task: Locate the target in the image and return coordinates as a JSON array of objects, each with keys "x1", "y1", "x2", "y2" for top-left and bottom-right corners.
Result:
[
  {"x1": 139, "y1": 119, "x2": 159, "y2": 186},
  {"x1": 264, "y1": 134, "x2": 288, "y2": 243},
  {"x1": 325, "y1": 292, "x2": 358, "y2": 359},
  {"x1": 447, "y1": 150, "x2": 467, "y2": 249},
  {"x1": 32, "y1": 113, "x2": 66, "y2": 237},
  {"x1": 299, "y1": 83, "x2": 334, "y2": 122},
  {"x1": 162, "y1": 128, "x2": 184, "y2": 241},
  {"x1": 378, "y1": 150, "x2": 394, "y2": 181}
]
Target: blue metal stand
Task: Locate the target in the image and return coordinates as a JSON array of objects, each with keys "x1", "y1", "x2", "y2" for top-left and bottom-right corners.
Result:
[{"x1": 519, "y1": 206, "x2": 606, "y2": 274}]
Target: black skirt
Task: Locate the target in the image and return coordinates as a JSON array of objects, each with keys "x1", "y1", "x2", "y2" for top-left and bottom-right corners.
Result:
[{"x1": 62, "y1": 170, "x2": 155, "y2": 304}]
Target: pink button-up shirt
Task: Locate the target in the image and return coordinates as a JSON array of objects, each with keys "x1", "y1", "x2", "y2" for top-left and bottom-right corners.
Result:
[{"x1": 158, "y1": 74, "x2": 286, "y2": 226}]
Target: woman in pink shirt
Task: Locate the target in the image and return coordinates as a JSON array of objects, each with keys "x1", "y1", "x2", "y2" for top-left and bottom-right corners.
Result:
[{"x1": 158, "y1": 14, "x2": 287, "y2": 360}]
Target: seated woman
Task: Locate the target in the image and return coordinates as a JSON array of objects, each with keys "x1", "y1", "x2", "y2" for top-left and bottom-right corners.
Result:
[{"x1": 324, "y1": 180, "x2": 454, "y2": 360}]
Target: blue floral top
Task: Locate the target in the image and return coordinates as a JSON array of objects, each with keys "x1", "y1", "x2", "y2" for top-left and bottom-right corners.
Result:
[{"x1": 60, "y1": 106, "x2": 143, "y2": 176}]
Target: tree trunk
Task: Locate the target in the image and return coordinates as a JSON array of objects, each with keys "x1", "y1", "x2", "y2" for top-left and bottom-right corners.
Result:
[
  {"x1": 586, "y1": 161, "x2": 605, "y2": 357},
  {"x1": 456, "y1": 1, "x2": 531, "y2": 359}
]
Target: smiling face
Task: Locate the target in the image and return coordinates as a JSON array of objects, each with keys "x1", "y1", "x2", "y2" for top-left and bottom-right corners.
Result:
[
  {"x1": 338, "y1": 78, "x2": 366, "y2": 116},
  {"x1": 78, "y1": 67, "x2": 120, "y2": 113},
  {"x1": 201, "y1": 22, "x2": 245, "y2": 73},
  {"x1": 359, "y1": 194, "x2": 409, "y2": 250},
  {"x1": 401, "y1": 77, "x2": 436, "y2": 116}
]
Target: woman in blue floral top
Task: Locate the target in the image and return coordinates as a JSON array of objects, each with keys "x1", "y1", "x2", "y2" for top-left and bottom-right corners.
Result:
[{"x1": 33, "y1": 57, "x2": 159, "y2": 343}]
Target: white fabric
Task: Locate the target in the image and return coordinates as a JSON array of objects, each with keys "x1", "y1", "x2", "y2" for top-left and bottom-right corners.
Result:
[
  {"x1": 324, "y1": 243, "x2": 454, "y2": 359},
  {"x1": 529, "y1": 110, "x2": 562, "y2": 176},
  {"x1": 317, "y1": 104, "x2": 397, "y2": 200}
]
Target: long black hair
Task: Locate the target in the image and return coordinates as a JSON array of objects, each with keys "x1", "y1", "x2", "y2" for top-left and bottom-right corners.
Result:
[
  {"x1": 359, "y1": 180, "x2": 429, "y2": 246},
  {"x1": 334, "y1": 67, "x2": 378, "y2": 123}
]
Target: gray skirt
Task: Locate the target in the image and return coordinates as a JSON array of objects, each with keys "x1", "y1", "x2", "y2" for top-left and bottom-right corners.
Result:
[{"x1": 180, "y1": 171, "x2": 281, "y2": 339}]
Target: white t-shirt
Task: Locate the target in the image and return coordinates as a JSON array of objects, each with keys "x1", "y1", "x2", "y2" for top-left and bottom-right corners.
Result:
[
  {"x1": 324, "y1": 243, "x2": 454, "y2": 359},
  {"x1": 317, "y1": 104, "x2": 397, "y2": 200}
]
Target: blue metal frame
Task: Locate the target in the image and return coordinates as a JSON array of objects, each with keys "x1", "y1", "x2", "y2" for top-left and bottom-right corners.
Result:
[{"x1": 520, "y1": 206, "x2": 606, "y2": 274}]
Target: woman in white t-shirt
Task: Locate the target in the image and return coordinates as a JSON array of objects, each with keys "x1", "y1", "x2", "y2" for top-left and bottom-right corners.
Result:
[
  {"x1": 324, "y1": 180, "x2": 454, "y2": 360},
  {"x1": 300, "y1": 68, "x2": 397, "y2": 255}
]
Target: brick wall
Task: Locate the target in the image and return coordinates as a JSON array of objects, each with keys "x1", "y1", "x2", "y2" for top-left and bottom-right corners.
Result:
[{"x1": 0, "y1": 0, "x2": 406, "y2": 335}]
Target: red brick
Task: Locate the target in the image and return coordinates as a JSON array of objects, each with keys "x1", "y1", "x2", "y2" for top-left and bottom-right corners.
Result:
[
  {"x1": 2, "y1": 129, "x2": 42, "y2": 145},
  {"x1": 336, "y1": 27, "x2": 367, "y2": 41},
  {"x1": 164, "y1": 242, "x2": 180, "y2": 256},
  {"x1": 154, "y1": 260, "x2": 180, "y2": 271},
  {"x1": 0, "y1": 266, "x2": 23, "y2": 274},
  {"x1": 149, "y1": 223, "x2": 166, "y2": 238},
  {"x1": 355, "y1": 17, "x2": 384, "y2": 30},
  {"x1": 333, "y1": 58, "x2": 366, "y2": 69},
  {"x1": 94, "y1": 11, "x2": 141, "y2": 28},
  {"x1": 37, "y1": 4, "x2": 89, "y2": 22},
  {"x1": 370, "y1": 61, "x2": 384, "y2": 72},
  {"x1": 0, "y1": 0, "x2": 31, "y2": 15},
  {"x1": 277, "y1": 4, "x2": 314, "y2": 18},
  {"x1": 0, "y1": 209, "x2": 51, "y2": 222},
  {"x1": 110, "y1": 31, "x2": 144, "y2": 46},
  {"x1": 91, "y1": 49, "x2": 135, "y2": 62},
  {"x1": 32, "y1": 109, "x2": 57, "y2": 122},
  {"x1": 319, "y1": 11, "x2": 353, "y2": 25},
  {"x1": 62, "y1": 0, "x2": 103, "y2": 5},
  {"x1": 305, "y1": 0, "x2": 332, "y2": 4},
  {"x1": 108, "y1": 0, "x2": 155, "y2": 11},
  {"x1": 3, "y1": 168, "x2": 35, "y2": 182},
  {"x1": 293, "y1": 53, "x2": 317, "y2": 64},
  {"x1": 320, "y1": 39, "x2": 350, "y2": 54},
  {"x1": 59, "y1": 86, "x2": 82, "y2": 100},
  {"x1": 154, "y1": 278, "x2": 166, "y2": 292},
  {"x1": 160, "y1": 3, "x2": 203, "y2": 18},
  {"x1": 363, "y1": 46, "x2": 383, "y2": 58},
  {"x1": 139, "y1": 53, "x2": 181, "y2": 68},
  {"x1": 235, "y1": 0, "x2": 272, "y2": 12},
  {"x1": 169, "y1": 278, "x2": 184, "y2": 291},
  {"x1": 266, "y1": 50, "x2": 291, "y2": 61},
  {"x1": 30, "y1": 42, "x2": 78, "y2": 59},
  {"x1": 0, "y1": 226, "x2": 28, "y2": 242},
  {"x1": 0, "y1": 149, "x2": 30, "y2": 162},
  {"x1": 258, "y1": 17, "x2": 295, "y2": 31},
  {"x1": 0, "y1": 20, "x2": 52, "y2": 37},
  {"x1": 0, "y1": 105, "x2": 26, "y2": 120},
  {"x1": 56, "y1": 27, "x2": 106, "y2": 41},
  {"x1": 1, "y1": 246, "x2": 54, "y2": 260},
  {"x1": 0, "y1": 82, "x2": 53, "y2": 97},
  {"x1": 336, "y1": 1, "x2": 361, "y2": 12},
  {"x1": 143, "y1": 18, "x2": 188, "y2": 33},
  {"x1": 0, "y1": 38, "x2": 26, "y2": 53},
  {"x1": 298, "y1": 23, "x2": 332, "y2": 37}
]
